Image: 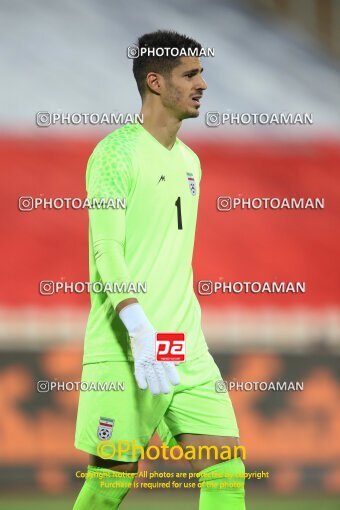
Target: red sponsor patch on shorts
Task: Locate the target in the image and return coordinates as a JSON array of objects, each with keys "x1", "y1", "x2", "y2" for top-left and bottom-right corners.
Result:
[{"x1": 155, "y1": 332, "x2": 185, "y2": 361}]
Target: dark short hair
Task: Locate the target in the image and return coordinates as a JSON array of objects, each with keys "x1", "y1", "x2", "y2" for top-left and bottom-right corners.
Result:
[{"x1": 132, "y1": 30, "x2": 202, "y2": 98}]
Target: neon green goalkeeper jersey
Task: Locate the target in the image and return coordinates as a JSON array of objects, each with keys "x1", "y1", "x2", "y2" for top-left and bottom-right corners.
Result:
[{"x1": 83, "y1": 122, "x2": 208, "y2": 363}]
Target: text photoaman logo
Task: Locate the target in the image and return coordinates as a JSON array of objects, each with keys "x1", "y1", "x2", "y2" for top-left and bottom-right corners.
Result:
[
  {"x1": 198, "y1": 281, "x2": 306, "y2": 295},
  {"x1": 127, "y1": 45, "x2": 215, "y2": 58},
  {"x1": 216, "y1": 196, "x2": 324, "y2": 211},
  {"x1": 205, "y1": 111, "x2": 313, "y2": 127},
  {"x1": 35, "y1": 112, "x2": 143, "y2": 127},
  {"x1": 156, "y1": 333, "x2": 185, "y2": 361}
]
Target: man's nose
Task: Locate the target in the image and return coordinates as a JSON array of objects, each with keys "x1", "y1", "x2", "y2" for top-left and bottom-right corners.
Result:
[{"x1": 197, "y1": 77, "x2": 207, "y2": 90}]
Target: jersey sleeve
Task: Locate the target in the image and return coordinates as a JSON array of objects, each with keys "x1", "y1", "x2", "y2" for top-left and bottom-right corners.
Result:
[
  {"x1": 86, "y1": 140, "x2": 137, "y2": 310},
  {"x1": 195, "y1": 154, "x2": 202, "y2": 182}
]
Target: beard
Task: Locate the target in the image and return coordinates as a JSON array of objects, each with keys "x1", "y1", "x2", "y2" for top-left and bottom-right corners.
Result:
[{"x1": 163, "y1": 83, "x2": 200, "y2": 120}]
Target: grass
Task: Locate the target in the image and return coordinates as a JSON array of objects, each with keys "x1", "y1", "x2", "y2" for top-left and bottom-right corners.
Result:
[{"x1": 0, "y1": 493, "x2": 339, "y2": 510}]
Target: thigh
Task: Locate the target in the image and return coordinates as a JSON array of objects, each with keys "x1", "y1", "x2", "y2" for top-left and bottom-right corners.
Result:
[
  {"x1": 175, "y1": 433, "x2": 242, "y2": 472},
  {"x1": 75, "y1": 361, "x2": 172, "y2": 462},
  {"x1": 162, "y1": 352, "x2": 239, "y2": 441}
]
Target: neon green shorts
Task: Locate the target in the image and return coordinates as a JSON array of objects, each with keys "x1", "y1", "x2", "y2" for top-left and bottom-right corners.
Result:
[{"x1": 74, "y1": 351, "x2": 239, "y2": 462}]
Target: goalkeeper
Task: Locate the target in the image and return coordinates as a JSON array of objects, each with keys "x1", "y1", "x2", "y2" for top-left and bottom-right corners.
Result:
[{"x1": 73, "y1": 29, "x2": 245, "y2": 510}]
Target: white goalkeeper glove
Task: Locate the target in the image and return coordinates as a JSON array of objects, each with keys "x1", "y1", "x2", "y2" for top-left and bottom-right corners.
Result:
[{"x1": 119, "y1": 303, "x2": 180, "y2": 395}]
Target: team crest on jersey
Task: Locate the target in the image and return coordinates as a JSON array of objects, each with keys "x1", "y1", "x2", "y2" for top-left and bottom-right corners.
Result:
[
  {"x1": 97, "y1": 417, "x2": 114, "y2": 440},
  {"x1": 186, "y1": 172, "x2": 197, "y2": 195}
]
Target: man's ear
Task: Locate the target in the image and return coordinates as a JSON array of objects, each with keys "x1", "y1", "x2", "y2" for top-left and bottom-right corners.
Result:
[{"x1": 145, "y1": 72, "x2": 162, "y2": 95}]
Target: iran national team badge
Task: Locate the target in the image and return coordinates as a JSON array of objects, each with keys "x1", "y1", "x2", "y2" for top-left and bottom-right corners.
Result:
[
  {"x1": 97, "y1": 417, "x2": 114, "y2": 440},
  {"x1": 186, "y1": 172, "x2": 197, "y2": 195}
]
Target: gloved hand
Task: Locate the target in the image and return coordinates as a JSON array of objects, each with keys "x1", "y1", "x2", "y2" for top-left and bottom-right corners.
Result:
[
  {"x1": 119, "y1": 303, "x2": 180, "y2": 395},
  {"x1": 131, "y1": 328, "x2": 180, "y2": 395}
]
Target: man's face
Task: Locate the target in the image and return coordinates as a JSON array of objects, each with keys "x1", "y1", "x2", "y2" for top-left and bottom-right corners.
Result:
[{"x1": 161, "y1": 57, "x2": 207, "y2": 120}]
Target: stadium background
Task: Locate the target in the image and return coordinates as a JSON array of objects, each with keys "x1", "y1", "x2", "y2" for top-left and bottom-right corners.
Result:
[{"x1": 1, "y1": 0, "x2": 340, "y2": 509}]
